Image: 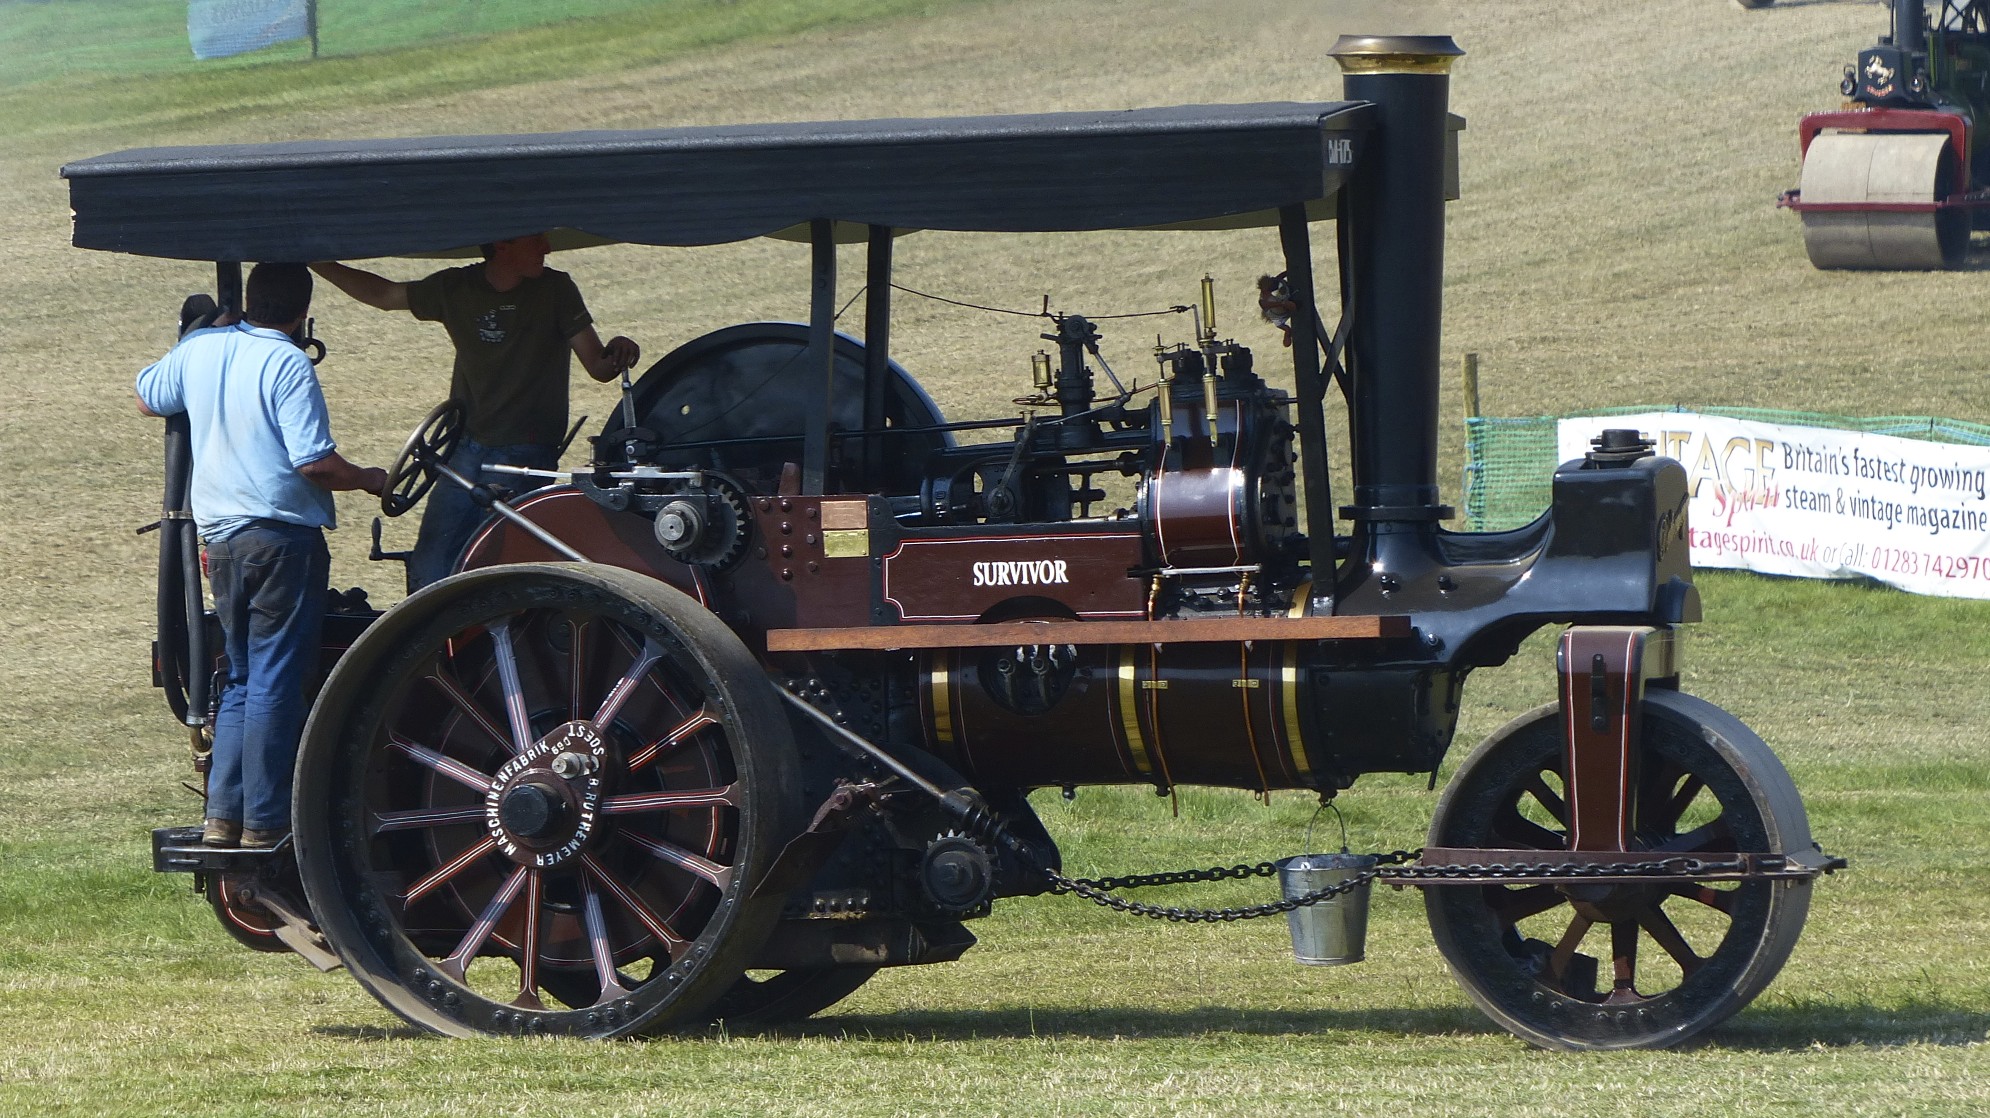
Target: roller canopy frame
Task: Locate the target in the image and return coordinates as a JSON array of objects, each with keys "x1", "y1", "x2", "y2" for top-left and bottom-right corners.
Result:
[{"x1": 63, "y1": 102, "x2": 1376, "y2": 262}]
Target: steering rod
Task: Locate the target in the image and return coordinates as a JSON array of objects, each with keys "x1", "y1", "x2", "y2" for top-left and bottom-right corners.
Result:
[{"x1": 428, "y1": 458, "x2": 591, "y2": 564}]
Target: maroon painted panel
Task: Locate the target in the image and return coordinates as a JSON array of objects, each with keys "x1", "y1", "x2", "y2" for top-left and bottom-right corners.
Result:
[{"x1": 880, "y1": 532, "x2": 1146, "y2": 622}]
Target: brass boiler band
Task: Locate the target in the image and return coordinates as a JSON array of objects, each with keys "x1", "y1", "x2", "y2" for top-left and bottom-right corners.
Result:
[{"x1": 923, "y1": 347, "x2": 1312, "y2": 794}]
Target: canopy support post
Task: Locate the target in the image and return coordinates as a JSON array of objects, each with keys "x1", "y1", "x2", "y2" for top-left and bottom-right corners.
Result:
[
  {"x1": 803, "y1": 219, "x2": 835, "y2": 495},
  {"x1": 1279, "y1": 205, "x2": 1335, "y2": 615},
  {"x1": 216, "y1": 261, "x2": 242, "y2": 317},
  {"x1": 862, "y1": 226, "x2": 894, "y2": 491}
]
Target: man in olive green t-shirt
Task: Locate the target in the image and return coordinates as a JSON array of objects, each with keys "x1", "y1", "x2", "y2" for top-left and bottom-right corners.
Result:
[{"x1": 311, "y1": 235, "x2": 639, "y2": 589}]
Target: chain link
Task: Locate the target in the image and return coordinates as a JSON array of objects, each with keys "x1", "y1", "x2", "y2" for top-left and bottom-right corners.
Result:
[{"x1": 1041, "y1": 850, "x2": 1755, "y2": 924}]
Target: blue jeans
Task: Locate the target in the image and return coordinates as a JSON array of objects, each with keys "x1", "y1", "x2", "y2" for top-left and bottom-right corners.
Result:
[
  {"x1": 206, "y1": 521, "x2": 329, "y2": 832},
  {"x1": 408, "y1": 438, "x2": 560, "y2": 591}
]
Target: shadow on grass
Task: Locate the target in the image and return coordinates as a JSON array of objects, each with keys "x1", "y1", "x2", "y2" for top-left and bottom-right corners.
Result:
[
  {"x1": 296, "y1": 999, "x2": 1990, "y2": 1050},
  {"x1": 1713, "y1": 999, "x2": 1990, "y2": 1050},
  {"x1": 311, "y1": 1023, "x2": 432, "y2": 1042},
  {"x1": 769, "y1": 998, "x2": 1990, "y2": 1050}
]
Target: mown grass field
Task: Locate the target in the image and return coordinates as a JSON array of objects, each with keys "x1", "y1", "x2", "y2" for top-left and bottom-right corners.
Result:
[{"x1": 2, "y1": 0, "x2": 1989, "y2": 1113}]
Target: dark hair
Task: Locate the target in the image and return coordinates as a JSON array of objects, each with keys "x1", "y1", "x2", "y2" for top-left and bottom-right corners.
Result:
[
  {"x1": 479, "y1": 243, "x2": 496, "y2": 259},
  {"x1": 245, "y1": 262, "x2": 312, "y2": 325}
]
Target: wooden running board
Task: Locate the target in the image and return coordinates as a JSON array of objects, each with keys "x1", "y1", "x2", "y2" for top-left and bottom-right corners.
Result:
[{"x1": 765, "y1": 614, "x2": 1412, "y2": 652}]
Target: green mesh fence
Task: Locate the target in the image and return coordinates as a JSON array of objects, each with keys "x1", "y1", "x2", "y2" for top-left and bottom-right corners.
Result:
[{"x1": 1463, "y1": 405, "x2": 1990, "y2": 532}]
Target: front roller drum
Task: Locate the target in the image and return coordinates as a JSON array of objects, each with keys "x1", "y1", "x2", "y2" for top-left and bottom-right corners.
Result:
[
  {"x1": 1425, "y1": 690, "x2": 1813, "y2": 1050},
  {"x1": 1799, "y1": 131, "x2": 1968, "y2": 270},
  {"x1": 294, "y1": 563, "x2": 802, "y2": 1037}
]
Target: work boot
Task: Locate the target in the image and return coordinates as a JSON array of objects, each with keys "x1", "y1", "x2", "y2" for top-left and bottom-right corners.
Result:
[
  {"x1": 201, "y1": 818, "x2": 241, "y2": 847},
  {"x1": 241, "y1": 827, "x2": 290, "y2": 850}
]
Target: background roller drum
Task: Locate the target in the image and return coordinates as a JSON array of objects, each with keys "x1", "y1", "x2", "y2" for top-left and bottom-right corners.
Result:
[{"x1": 1799, "y1": 132, "x2": 1968, "y2": 270}]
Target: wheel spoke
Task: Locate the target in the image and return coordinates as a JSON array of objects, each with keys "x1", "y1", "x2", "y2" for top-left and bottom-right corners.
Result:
[
  {"x1": 612, "y1": 623, "x2": 695, "y2": 712},
  {"x1": 403, "y1": 835, "x2": 500, "y2": 906},
  {"x1": 580, "y1": 853, "x2": 689, "y2": 953},
  {"x1": 1655, "y1": 818, "x2": 1732, "y2": 854},
  {"x1": 1634, "y1": 756, "x2": 1688, "y2": 833},
  {"x1": 1524, "y1": 772, "x2": 1568, "y2": 825},
  {"x1": 568, "y1": 617, "x2": 589, "y2": 722},
  {"x1": 1666, "y1": 881, "x2": 1737, "y2": 915},
  {"x1": 1548, "y1": 913, "x2": 1594, "y2": 984},
  {"x1": 626, "y1": 709, "x2": 720, "y2": 772},
  {"x1": 423, "y1": 665, "x2": 516, "y2": 756},
  {"x1": 1637, "y1": 904, "x2": 1704, "y2": 977},
  {"x1": 1666, "y1": 775, "x2": 1707, "y2": 828},
  {"x1": 371, "y1": 804, "x2": 487, "y2": 834},
  {"x1": 1488, "y1": 884, "x2": 1566, "y2": 925},
  {"x1": 436, "y1": 864, "x2": 528, "y2": 982},
  {"x1": 619, "y1": 829, "x2": 734, "y2": 890},
  {"x1": 513, "y1": 870, "x2": 548, "y2": 1010},
  {"x1": 1607, "y1": 920, "x2": 1642, "y2": 1003},
  {"x1": 603, "y1": 783, "x2": 739, "y2": 814},
  {"x1": 580, "y1": 878, "x2": 635, "y2": 1003},
  {"x1": 1492, "y1": 806, "x2": 1566, "y2": 852},
  {"x1": 593, "y1": 636, "x2": 666, "y2": 730},
  {"x1": 487, "y1": 618, "x2": 536, "y2": 753},
  {"x1": 389, "y1": 733, "x2": 493, "y2": 794}
]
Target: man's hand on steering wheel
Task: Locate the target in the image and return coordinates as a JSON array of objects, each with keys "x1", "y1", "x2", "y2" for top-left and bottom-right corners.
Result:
[{"x1": 382, "y1": 400, "x2": 464, "y2": 517}]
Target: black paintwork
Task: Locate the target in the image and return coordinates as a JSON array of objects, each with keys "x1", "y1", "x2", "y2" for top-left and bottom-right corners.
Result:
[{"x1": 64, "y1": 103, "x2": 1371, "y2": 261}]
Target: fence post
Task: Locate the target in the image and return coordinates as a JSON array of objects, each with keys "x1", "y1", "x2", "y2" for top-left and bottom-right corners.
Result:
[{"x1": 1461, "y1": 352, "x2": 1479, "y2": 419}]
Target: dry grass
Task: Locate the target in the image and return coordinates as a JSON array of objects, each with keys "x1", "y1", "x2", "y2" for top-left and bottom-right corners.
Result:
[{"x1": 2, "y1": 0, "x2": 1990, "y2": 1113}]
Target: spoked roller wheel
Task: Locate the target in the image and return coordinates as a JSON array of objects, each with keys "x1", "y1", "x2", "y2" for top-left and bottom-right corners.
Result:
[
  {"x1": 1425, "y1": 690, "x2": 1814, "y2": 1050},
  {"x1": 1799, "y1": 131, "x2": 1968, "y2": 270},
  {"x1": 294, "y1": 564, "x2": 802, "y2": 1038}
]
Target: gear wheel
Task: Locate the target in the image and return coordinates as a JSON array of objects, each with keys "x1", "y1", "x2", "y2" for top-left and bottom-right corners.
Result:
[
  {"x1": 651, "y1": 475, "x2": 754, "y2": 570},
  {"x1": 917, "y1": 830, "x2": 996, "y2": 916}
]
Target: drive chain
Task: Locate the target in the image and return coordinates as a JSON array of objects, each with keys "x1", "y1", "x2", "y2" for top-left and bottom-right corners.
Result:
[{"x1": 1042, "y1": 851, "x2": 1755, "y2": 924}]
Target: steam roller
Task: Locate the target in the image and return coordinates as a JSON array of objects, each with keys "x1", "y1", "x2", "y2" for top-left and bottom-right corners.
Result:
[{"x1": 1780, "y1": 0, "x2": 1990, "y2": 269}]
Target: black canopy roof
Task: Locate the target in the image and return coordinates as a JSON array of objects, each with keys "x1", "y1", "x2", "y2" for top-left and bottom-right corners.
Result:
[{"x1": 63, "y1": 101, "x2": 1373, "y2": 262}]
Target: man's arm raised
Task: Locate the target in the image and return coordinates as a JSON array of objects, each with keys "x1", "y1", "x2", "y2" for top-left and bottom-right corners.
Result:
[{"x1": 310, "y1": 262, "x2": 411, "y2": 312}]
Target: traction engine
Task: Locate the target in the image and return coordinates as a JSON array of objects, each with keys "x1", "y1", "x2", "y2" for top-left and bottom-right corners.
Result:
[{"x1": 95, "y1": 35, "x2": 1844, "y2": 1051}]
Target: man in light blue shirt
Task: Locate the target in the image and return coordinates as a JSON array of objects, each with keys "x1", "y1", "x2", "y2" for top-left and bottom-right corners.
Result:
[{"x1": 136, "y1": 263, "x2": 385, "y2": 848}]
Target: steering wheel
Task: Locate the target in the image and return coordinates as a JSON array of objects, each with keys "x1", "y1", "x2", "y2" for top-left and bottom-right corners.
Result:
[{"x1": 382, "y1": 400, "x2": 465, "y2": 517}]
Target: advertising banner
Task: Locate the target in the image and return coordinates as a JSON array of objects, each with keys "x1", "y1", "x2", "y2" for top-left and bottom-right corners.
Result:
[
  {"x1": 188, "y1": 0, "x2": 312, "y2": 61},
  {"x1": 1558, "y1": 412, "x2": 1990, "y2": 599}
]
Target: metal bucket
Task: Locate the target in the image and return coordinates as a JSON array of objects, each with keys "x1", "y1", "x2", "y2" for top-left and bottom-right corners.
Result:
[{"x1": 1275, "y1": 852, "x2": 1377, "y2": 966}]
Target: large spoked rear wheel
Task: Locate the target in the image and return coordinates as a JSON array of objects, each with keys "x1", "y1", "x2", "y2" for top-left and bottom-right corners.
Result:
[
  {"x1": 1425, "y1": 690, "x2": 1813, "y2": 1050},
  {"x1": 295, "y1": 564, "x2": 801, "y2": 1038}
]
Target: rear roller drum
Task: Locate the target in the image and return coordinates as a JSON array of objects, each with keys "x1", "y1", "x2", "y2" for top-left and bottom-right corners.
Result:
[
  {"x1": 1425, "y1": 690, "x2": 1813, "y2": 1050},
  {"x1": 294, "y1": 564, "x2": 802, "y2": 1037}
]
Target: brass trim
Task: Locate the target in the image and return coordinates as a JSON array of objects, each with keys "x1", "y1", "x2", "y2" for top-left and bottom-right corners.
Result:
[
  {"x1": 1280, "y1": 643, "x2": 1312, "y2": 781},
  {"x1": 821, "y1": 528, "x2": 870, "y2": 558},
  {"x1": 1288, "y1": 578, "x2": 1311, "y2": 619},
  {"x1": 929, "y1": 659, "x2": 954, "y2": 746},
  {"x1": 1329, "y1": 34, "x2": 1464, "y2": 75},
  {"x1": 1116, "y1": 647, "x2": 1153, "y2": 775},
  {"x1": 820, "y1": 500, "x2": 868, "y2": 530}
]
